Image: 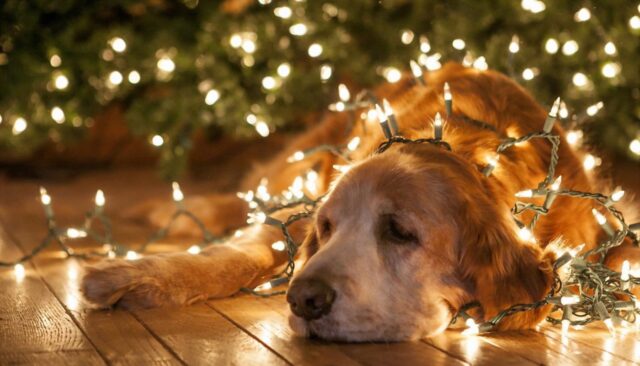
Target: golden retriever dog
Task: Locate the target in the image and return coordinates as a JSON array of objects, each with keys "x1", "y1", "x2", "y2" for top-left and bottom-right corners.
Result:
[{"x1": 82, "y1": 62, "x2": 637, "y2": 341}]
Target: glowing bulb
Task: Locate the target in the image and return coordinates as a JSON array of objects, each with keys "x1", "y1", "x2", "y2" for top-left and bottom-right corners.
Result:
[
  {"x1": 559, "y1": 101, "x2": 569, "y2": 119},
  {"x1": 255, "y1": 121, "x2": 270, "y2": 137},
  {"x1": 574, "y1": 7, "x2": 591, "y2": 22},
  {"x1": 289, "y1": 23, "x2": 308, "y2": 36},
  {"x1": 444, "y1": 82, "x2": 452, "y2": 101},
  {"x1": 274, "y1": 6, "x2": 292, "y2": 19},
  {"x1": 420, "y1": 53, "x2": 442, "y2": 70},
  {"x1": 347, "y1": 137, "x2": 361, "y2": 151},
  {"x1": 50, "y1": 54, "x2": 62, "y2": 67},
  {"x1": 452, "y1": 39, "x2": 466, "y2": 50},
  {"x1": 565, "y1": 130, "x2": 583, "y2": 146},
  {"x1": 157, "y1": 57, "x2": 175, "y2": 73},
  {"x1": 583, "y1": 154, "x2": 600, "y2": 170},
  {"x1": 128, "y1": 70, "x2": 140, "y2": 84},
  {"x1": 54, "y1": 74, "x2": 69, "y2": 90},
  {"x1": 277, "y1": 63, "x2": 291, "y2": 78},
  {"x1": 229, "y1": 34, "x2": 242, "y2": 48},
  {"x1": 630, "y1": 139, "x2": 640, "y2": 155},
  {"x1": 622, "y1": 260, "x2": 630, "y2": 281},
  {"x1": 521, "y1": 0, "x2": 546, "y2": 13},
  {"x1": 415, "y1": 35, "x2": 429, "y2": 53},
  {"x1": 572, "y1": 72, "x2": 588, "y2": 87},
  {"x1": 187, "y1": 245, "x2": 201, "y2": 255},
  {"x1": 151, "y1": 135, "x2": 164, "y2": 147},
  {"x1": 271, "y1": 241, "x2": 286, "y2": 251},
  {"x1": 308, "y1": 43, "x2": 323, "y2": 58},
  {"x1": 518, "y1": 227, "x2": 535, "y2": 242},
  {"x1": 287, "y1": 151, "x2": 305, "y2": 163},
  {"x1": 550, "y1": 176, "x2": 562, "y2": 191},
  {"x1": 262, "y1": 76, "x2": 277, "y2": 90},
  {"x1": 545, "y1": 38, "x2": 559, "y2": 54},
  {"x1": 604, "y1": 42, "x2": 617, "y2": 55},
  {"x1": 40, "y1": 187, "x2": 52, "y2": 205},
  {"x1": 109, "y1": 37, "x2": 127, "y2": 53},
  {"x1": 562, "y1": 319, "x2": 570, "y2": 333},
  {"x1": 472, "y1": 56, "x2": 488, "y2": 71},
  {"x1": 172, "y1": 182, "x2": 184, "y2": 202},
  {"x1": 601, "y1": 62, "x2": 620, "y2": 78},
  {"x1": 14, "y1": 264, "x2": 25, "y2": 281},
  {"x1": 522, "y1": 68, "x2": 535, "y2": 80},
  {"x1": 592, "y1": 209, "x2": 607, "y2": 225},
  {"x1": 241, "y1": 38, "x2": 256, "y2": 54},
  {"x1": 205, "y1": 89, "x2": 220, "y2": 105},
  {"x1": 125, "y1": 250, "x2": 140, "y2": 260},
  {"x1": 462, "y1": 319, "x2": 480, "y2": 336},
  {"x1": 630, "y1": 15, "x2": 640, "y2": 30},
  {"x1": 410, "y1": 60, "x2": 423, "y2": 79},
  {"x1": 562, "y1": 40, "x2": 579, "y2": 56},
  {"x1": 400, "y1": 30, "x2": 414, "y2": 45},
  {"x1": 51, "y1": 107, "x2": 65, "y2": 124},
  {"x1": 320, "y1": 64, "x2": 333, "y2": 80},
  {"x1": 509, "y1": 35, "x2": 520, "y2": 53},
  {"x1": 66, "y1": 228, "x2": 87, "y2": 238},
  {"x1": 95, "y1": 190, "x2": 105, "y2": 207},
  {"x1": 515, "y1": 190, "x2": 533, "y2": 198},
  {"x1": 383, "y1": 67, "x2": 402, "y2": 83},
  {"x1": 338, "y1": 84, "x2": 350, "y2": 102},
  {"x1": 586, "y1": 101, "x2": 603, "y2": 116},
  {"x1": 375, "y1": 104, "x2": 387, "y2": 123},
  {"x1": 255, "y1": 281, "x2": 272, "y2": 291},
  {"x1": 12, "y1": 117, "x2": 27, "y2": 135},
  {"x1": 108, "y1": 71, "x2": 123, "y2": 86},
  {"x1": 383, "y1": 99, "x2": 395, "y2": 119},
  {"x1": 561, "y1": 295, "x2": 580, "y2": 305}
]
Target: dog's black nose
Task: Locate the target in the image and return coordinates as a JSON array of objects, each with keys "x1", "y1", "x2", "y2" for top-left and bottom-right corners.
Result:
[{"x1": 287, "y1": 278, "x2": 336, "y2": 320}]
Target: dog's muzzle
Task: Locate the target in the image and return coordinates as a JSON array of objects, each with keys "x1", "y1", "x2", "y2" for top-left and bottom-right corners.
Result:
[{"x1": 287, "y1": 278, "x2": 336, "y2": 320}]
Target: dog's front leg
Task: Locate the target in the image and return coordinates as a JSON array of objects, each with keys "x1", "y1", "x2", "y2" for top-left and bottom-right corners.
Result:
[{"x1": 81, "y1": 209, "x2": 310, "y2": 309}]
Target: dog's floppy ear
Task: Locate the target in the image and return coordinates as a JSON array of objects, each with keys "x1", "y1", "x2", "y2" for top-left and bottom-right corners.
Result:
[{"x1": 458, "y1": 202, "x2": 555, "y2": 330}]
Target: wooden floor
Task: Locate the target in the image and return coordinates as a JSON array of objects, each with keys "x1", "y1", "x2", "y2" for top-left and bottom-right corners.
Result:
[{"x1": 1, "y1": 164, "x2": 640, "y2": 365}]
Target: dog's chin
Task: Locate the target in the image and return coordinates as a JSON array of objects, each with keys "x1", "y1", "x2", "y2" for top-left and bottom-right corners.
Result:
[{"x1": 288, "y1": 313, "x2": 446, "y2": 342}]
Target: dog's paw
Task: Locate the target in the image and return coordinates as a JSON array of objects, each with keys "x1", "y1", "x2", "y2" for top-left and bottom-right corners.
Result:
[{"x1": 81, "y1": 260, "x2": 175, "y2": 309}]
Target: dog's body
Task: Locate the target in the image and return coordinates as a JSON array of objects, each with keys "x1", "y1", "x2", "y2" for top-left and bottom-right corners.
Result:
[{"x1": 82, "y1": 63, "x2": 636, "y2": 341}]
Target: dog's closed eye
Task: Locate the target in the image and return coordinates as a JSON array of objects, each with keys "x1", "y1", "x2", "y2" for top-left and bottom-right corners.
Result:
[{"x1": 382, "y1": 214, "x2": 418, "y2": 244}]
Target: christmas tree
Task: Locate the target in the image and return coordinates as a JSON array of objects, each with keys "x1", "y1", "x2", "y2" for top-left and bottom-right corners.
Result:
[{"x1": 1, "y1": 0, "x2": 639, "y2": 178}]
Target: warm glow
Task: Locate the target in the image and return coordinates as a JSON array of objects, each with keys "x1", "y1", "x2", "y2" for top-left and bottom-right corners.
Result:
[
  {"x1": 338, "y1": 84, "x2": 350, "y2": 102},
  {"x1": 591, "y1": 208, "x2": 607, "y2": 225},
  {"x1": 109, "y1": 37, "x2": 127, "y2": 53},
  {"x1": 287, "y1": 151, "x2": 305, "y2": 163},
  {"x1": 262, "y1": 76, "x2": 277, "y2": 90},
  {"x1": 66, "y1": 228, "x2": 87, "y2": 239},
  {"x1": 586, "y1": 101, "x2": 604, "y2": 116},
  {"x1": 622, "y1": 260, "x2": 630, "y2": 281},
  {"x1": 611, "y1": 188, "x2": 625, "y2": 202},
  {"x1": 151, "y1": 135, "x2": 164, "y2": 147},
  {"x1": 565, "y1": 130, "x2": 583, "y2": 146},
  {"x1": 12, "y1": 117, "x2": 27, "y2": 135},
  {"x1": 518, "y1": 227, "x2": 535, "y2": 242},
  {"x1": 187, "y1": 245, "x2": 201, "y2": 255},
  {"x1": 472, "y1": 56, "x2": 488, "y2": 71},
  {"x1": 172, "y1": 182, "x2": 184, "y2": 202},
  {"x1": 583, "y1": 154, "x2": 599, "y2": 170},
  {"x1": 347, "y1": 137, "x2": 361, "y2": 151},
  {"x1": 630, "y1": 139, "x2": 640, "y2": 155},
  {"x1": 420, "y1": 35, "x2": 431, "y2": 53},
  {"x1": 515, "y1": 190, "x2": 533, "y2": 198},
  {"x1": 157, "y1": 57, "x2": 175, "y2": 73},
  {"x1": 40, "y1": 187, "x2": 52, "y2": 205},
  {"x1": 410, "y1": 60, "x2": 423, "y2": 78},
  {"x1": 273, "y1": 6, "x2": 292, "y2": 19},
  {"x1": 14, "y1": 264, "x2": 25, "y2": 282},
  {"x1": 54, "y1": 73, "x2": 69, "y2": 90},
  {"x1": 400, "y1": 30, "x2": 414, "y2": 45},
  {"x1": 271, "y1": 241, "x2": 286, "y2": 251},
  {"x1": 51, "y1": 107, "x2": 65, "y2": 124},
  {"x1": 452, "y1": 39, "x2": 466, "y2": 50},
  {"x1": 108, "y1": 71, "x2": 123, "y2": 86},
  {"x1": 444, "y1": 82, "x2": 452, "y2": 101},
  {"x1": 604, "y1": 42, "x2": 617, "y2": 55},
  {"x1": 125, "y1": 250, "x2": 140, "y2": 261},
  {"x1": 308, "y1": 43, "x2": 323, "y2": 58},
  {"x1": 289, "y1": 23, "x2": 308, "y2": 36},
  {"x1": 561, "y1": 295, "x2": 580, "y2": 305},
  {"x1": 572, "y1": 72, "x2": 588, "y2": 88},
  {"x1": 320, "y1": 64, "x2": 333, "y2": 80},
  {"x1": 95, "y1": 190, "x2": 105, "y2": 207},
  {"x1": 574, "y1": 7, "x2": 591, "y2": 22},
  {"x1": 601, "y1": 62, "x2": 620, "y2": 78},
  {"x1": 255, "y1": 281, "x2": 273, "y2": 291},
  {"x1": 550, "y1": 176, "x2": 562, "y2": 191},
  {"x1": 255, "y1": 121, "x2": 270, "y2": 137},
  {"x1": 383, "y1": 67, "x2": 402, "y2": 83},
  {"x1": 545, "y1": 38, "x2": 559, "y2": 54},
  {"x1": 128, "y1": 70, "x2": 141, "y2": 84},
  {"x1": 509, "y1": 35, "x2": 520, "y2": 53},
  {"x1": 205, "y1": 89, "x2": 220, "y2": 105},
  {"x1": 277, "y1": 63, "x2": 291, "y2": 78},
  {"x1": 562, "y1": 40, "x2": 579, "y2": 56},
  {"x1": 50, "y1": 54, "x2": 62, "y2": 67}
]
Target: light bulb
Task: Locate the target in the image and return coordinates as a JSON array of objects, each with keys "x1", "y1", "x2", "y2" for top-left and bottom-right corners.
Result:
[
  {"x1": 187, "y1": 245, "x2": 201, "y2": 255},
  {"x1": 172, "y1": 182, "x2": 184, "y2": 202},
  {"x1": 338, "y1": 84, "x2": 350, "y2": 102},
  {"x1": 287, "y1": 151, "x2": 305, "y2": 163},
  {"x1": 205, "y1": 89, "x2": 220, "y2": 105},
  {"x1": 271, "y1": 241, "x2": 286, "y2": 251},
  {"x1": 109, "y1": 37, "x2": 127, "y2": 53},
  {"x1": 347, "y1": 137, "x2": 361, "y2": 151},
  {"x1": 452, "y1": 39, "x2": 466, "y2": 50},
  {"x1": 51, "y1": 107, "x2": 65, "y2": 124},
  {"x1": 509, "y1": 35, "x2": 520, "y2": 53},
  {"x1": 128, "y1": 70, "x2": 141, "y2": 84},
  {"x1": 151, "y1": 135, "x2": 164, "y2": 147},
  {"x1": 95, "y1": 190, "x2": 105, "y2": 207}
]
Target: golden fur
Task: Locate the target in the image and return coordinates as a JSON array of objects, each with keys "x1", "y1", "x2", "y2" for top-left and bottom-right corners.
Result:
[{"x1": 82, "y1": 63, "x2": 637, "y2": 341}]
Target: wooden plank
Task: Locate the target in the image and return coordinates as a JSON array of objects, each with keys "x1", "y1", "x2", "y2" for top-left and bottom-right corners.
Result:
[
  {"x1": 132, "y1": 304, "x2": 289, "y2": 365},
  {"x1": 213, "y1": 295, "x2": 467, "y2": 366},
  {"x1": 425, "y1": 330, "x2": 536, "y2": 365},
  {"x1": 480, "y1": 329, "x2": 635, "y2": 365},
  {"x1": 541, "y1": 321, "x2": 640, "y2": 363},
  {"x1": 0, "y1": 349, "x2": 104, "y2": 365},
  {"x1": 210, "y1": 295, "x2": 361, "y2": 366},
  {"x1": 0, "y1": 203, "x2": 183, "y2": 365},
  {"x1": 0, "y1": 228, "x2": 105, "y2": 364}
]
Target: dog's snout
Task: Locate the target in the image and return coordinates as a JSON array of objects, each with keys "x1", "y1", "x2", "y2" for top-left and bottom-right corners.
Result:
[{"x1": 287, "y1": 278, "x2": 336, "y2": 321}]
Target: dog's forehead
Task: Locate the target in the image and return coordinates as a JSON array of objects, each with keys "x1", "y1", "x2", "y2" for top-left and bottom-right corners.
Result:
[{"x1": 323, "y1": 151, "x2": 446, "y2": 216}]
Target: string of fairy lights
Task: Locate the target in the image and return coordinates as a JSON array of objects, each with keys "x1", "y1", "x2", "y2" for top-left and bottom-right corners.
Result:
[{"x1": 3, "y1": 58, "x2": 640, "y2": 337}]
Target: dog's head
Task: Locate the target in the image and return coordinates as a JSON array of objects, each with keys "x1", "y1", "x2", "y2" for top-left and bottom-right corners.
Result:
[{"x1": 287, "y1": 144, "x2": 554, "y2": 341}]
